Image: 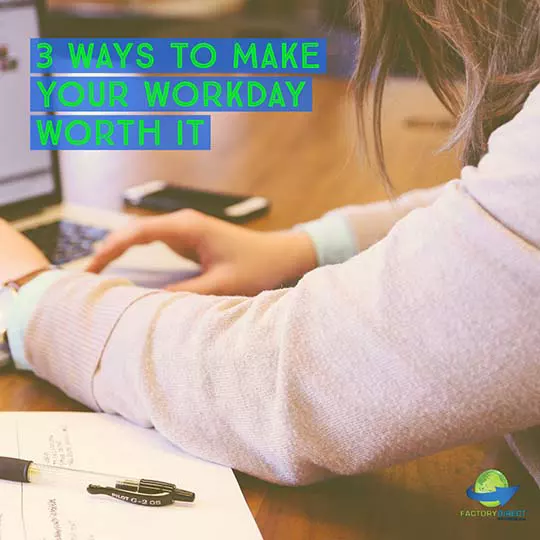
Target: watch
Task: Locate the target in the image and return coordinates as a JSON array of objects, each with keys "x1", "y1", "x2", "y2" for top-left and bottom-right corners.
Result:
[{"x1": 0, "y1": 267, "x2": 52, "y2": 369}]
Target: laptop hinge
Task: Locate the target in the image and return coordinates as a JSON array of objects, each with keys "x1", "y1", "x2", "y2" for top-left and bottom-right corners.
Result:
[{"x1": 2, "y1": 202, "x2": 45, "y2": 222}]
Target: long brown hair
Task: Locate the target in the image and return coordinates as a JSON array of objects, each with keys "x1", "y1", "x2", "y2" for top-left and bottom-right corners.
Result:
[{"x1": 353, "y1": 0, "x2": 540, "y2": 182}]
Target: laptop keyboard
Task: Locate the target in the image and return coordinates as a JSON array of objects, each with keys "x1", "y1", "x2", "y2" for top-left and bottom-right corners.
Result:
[{"x1": 23, "y1": 220, "x2": 109, "y2": 266}]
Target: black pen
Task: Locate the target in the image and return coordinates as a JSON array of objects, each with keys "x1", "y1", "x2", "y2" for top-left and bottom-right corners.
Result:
[{"x1": 0, "y1": 456, "x2": 195, "y2": 507}]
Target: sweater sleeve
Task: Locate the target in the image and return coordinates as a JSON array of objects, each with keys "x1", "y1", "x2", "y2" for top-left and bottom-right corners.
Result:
[
  {"x1": 296, "y1": 185, "x2": 445, "y2": 266},
  {"x1": 23, "y1": 84, "x2": 540, "y2": 486},
  {"x1": 23, "y1": 181, "x2": 540, "y2": 486}
]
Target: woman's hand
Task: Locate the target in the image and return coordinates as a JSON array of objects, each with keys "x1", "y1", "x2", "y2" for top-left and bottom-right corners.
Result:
[
  {"x1": 87, "y1": 209, "x2": 317, "y2": 296},
  {"x1": 0, "y1": 219, "x2": 49, "y2": 284}
]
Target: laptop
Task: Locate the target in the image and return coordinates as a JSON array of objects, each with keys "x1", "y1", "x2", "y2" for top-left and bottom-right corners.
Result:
[{"x1": 0, "y1": 0, "x2": 199, "y2": 288}]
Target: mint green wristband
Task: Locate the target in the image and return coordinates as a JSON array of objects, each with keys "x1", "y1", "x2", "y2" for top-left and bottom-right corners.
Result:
[
  {"x1": 295, "y1": 214, "x2": 358, "y2": 267},
  {"x1": 6, "y1": 270, "x2": 65, "y2": 371}
]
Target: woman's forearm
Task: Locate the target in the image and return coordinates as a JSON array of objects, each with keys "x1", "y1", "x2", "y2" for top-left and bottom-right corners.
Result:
[
  {"x1": 298, "y1": 184, "x2": 447, "y2": 267},
  {"x1": 22, "y1": 181, "x2": 540, "y2": 485}
]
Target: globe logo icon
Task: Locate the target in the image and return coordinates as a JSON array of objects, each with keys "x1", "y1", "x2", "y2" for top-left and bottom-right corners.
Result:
[
  {"x1": 474, "y1": 470, "x2": 509, "y2": 508},
  {"x1": 466, "y1": 469, "x2": 519, "y2": 508}
]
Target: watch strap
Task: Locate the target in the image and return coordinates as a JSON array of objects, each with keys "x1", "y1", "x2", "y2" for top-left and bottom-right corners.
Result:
[{"x1": 4, "y1": 266, "x2": 55, "y2": 292}]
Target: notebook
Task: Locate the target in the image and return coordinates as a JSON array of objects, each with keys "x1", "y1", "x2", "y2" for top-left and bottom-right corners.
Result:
[{"x1": 0, "y1": 412, "x2": 262, "y2": 540}]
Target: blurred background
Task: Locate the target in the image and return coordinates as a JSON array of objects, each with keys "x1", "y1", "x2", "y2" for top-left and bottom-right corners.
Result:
[
  {"x1": 44, "y1": 0, "x2": 420, "y2": 78},
  {"x1": 40, "y1": 0, "x2": 458, "y2": 228},
  {"x1": 45, "y1": 0, "x2": 359, "y2": 77}
]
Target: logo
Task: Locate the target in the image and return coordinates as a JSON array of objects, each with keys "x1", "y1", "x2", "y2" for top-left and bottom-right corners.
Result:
[
  {"x1": 466, "y1": 469, "x2": 518, "y2": 507},
  {"x1": 459, "y1": 469, "x2": 527, "y2": 521}
]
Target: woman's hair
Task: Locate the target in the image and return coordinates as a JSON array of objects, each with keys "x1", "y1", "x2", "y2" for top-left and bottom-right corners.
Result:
[{"x1": 353, "y1": 0, "x2": 540, "y2": 181}]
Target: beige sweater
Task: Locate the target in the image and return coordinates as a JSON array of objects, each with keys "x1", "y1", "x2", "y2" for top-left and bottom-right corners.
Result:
[{"x1": 22, "y1": 84, "x2": 540, "y2": 487}]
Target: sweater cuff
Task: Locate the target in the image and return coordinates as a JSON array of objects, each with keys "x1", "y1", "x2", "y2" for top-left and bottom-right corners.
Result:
[
  {"x1": 24, "y1": 273, "x2": 160, "y2": 410},
  {"x1": 6, "y1": 270, "x2": 65, "y2": 371},
  {"x1": 295, "y1": 213, "x2": 358, "y2": 267}
]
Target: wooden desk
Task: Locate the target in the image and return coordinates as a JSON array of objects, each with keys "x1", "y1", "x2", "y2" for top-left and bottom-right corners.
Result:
[{"x1": 2, "y1": 78, "x2": 539, "y2": 539}]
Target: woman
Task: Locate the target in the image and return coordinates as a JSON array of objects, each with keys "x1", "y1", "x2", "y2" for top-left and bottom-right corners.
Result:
[{"x1": 1, "y1": 0, "x2": 539, "y2": 486}]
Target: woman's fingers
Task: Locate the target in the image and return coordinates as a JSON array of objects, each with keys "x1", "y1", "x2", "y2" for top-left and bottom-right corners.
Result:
[
  {"x1": 87, "y1": 223, "x2": 149, "y2": 273},
  {"x1": 87, "y1": 213, "x2": 198, "y2": 273}
]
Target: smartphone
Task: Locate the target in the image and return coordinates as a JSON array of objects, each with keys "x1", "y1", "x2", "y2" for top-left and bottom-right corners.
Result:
[{"x1": 123, "y1": 181, "x2": 271, "y2": 224}]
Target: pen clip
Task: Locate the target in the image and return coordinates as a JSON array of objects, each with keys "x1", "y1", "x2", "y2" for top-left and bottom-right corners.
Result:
[
  {"x1": 118, "y1": 479, "x2": 196, "y2": 503},
  {"x1": 87, "y1": 484, "x2": 175, "y2": 507}
]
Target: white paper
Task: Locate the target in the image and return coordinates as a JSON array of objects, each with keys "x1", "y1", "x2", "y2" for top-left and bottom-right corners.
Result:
[{"x1": 0, "y1": 413, "x2": 262, "y2": 540}]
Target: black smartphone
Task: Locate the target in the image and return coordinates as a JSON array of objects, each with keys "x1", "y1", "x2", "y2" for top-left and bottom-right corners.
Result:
[{"x1": 123, "y1": 181, "x2": 271, "y2": 224}]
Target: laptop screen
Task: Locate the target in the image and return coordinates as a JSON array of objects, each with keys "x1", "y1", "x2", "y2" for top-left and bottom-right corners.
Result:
[{"x1": 0, "y1": 0, "x2": 56, "y2": 210}]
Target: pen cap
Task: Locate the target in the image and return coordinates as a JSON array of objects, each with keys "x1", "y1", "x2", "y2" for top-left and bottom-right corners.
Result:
[
  {"x1": 0, "y1": 457, "x2": 32, "y2": 483},
  {"x1": 173, "y1": 487, "x2": 196, "y2": 503}
]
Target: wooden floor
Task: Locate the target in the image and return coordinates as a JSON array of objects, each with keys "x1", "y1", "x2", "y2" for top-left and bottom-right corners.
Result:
[{"x1": 4, "y1": 76, "x2": 539, "y2": 539}]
